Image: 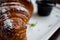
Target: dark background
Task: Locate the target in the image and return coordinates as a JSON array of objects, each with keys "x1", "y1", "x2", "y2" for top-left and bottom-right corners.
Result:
[
  {"x1": 49, "y1": 28, "x2": 60, "y2": 40},
  {"x1": 54, "y1": 0, "x2": 60, "y2": 3}
]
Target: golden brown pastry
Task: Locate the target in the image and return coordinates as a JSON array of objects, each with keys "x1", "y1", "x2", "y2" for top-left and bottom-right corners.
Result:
[{"x1": 0, "y1": 0, "x2": 33, "y2": 40}]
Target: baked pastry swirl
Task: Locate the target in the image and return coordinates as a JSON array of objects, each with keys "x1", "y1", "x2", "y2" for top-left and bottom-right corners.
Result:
[{"x1": 0, "y1": 0, "x2": 33, "y2": 40}]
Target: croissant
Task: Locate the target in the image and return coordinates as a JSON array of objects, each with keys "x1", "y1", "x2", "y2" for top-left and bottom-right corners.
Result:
[{"x1": 0, "y1": 0, "x2": 33, "y2": 40}]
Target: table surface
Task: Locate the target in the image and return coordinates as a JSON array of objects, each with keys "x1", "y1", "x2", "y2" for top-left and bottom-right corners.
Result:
[{"x1": 29, "y1": 0, "x2": 60, "y2": 40}]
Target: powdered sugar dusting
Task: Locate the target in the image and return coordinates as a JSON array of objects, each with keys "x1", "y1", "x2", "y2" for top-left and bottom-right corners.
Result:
[
  {"x1": 15, "y1": 6, "x2": 28, "y2": 12},
  {"x1": 3, "y1": 14, "x2": 13, "y2": 29},
  {"x1": 1, "y1": 2, "x2": 21, "y2": 6},
  {"x1": 1, "y1": 2, "x2": 28, "y2": 13},
  {"x1": 2, "y1": 8, "x2": 7, "y2": 13},
  {"x1": 27, "y1": 0, "x2": 31, "y2": 2},
  {"x1": 1, "y1": 5, "x2": 28, "y2": 13},
  {"x1": 1, "y1": 7, "x2": 9, "y2": 13},
  {"x1": 4, "y1": 19, "x2": 13, "y2": 29},
  {"x1": 3, "y1": 14, "x2": 8, "y2": 19}
]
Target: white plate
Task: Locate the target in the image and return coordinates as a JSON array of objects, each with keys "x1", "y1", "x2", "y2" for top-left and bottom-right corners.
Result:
[{"x1": 27, "y1": 6, "x2": 60, "y2": 40}]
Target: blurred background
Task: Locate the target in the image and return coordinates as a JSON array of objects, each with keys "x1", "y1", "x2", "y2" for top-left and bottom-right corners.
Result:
[{"x1": 31, "y1": 0, "x2": 60, "y2": 40}]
